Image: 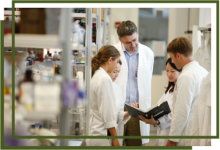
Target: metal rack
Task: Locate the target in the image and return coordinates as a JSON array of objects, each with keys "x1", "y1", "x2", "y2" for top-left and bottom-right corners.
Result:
[
  {"x1": 192, "y1": 25, "x2": 211, "y2": 57},
  {"x1": 4, "y1": 8, "x2": 102, "y2": 146}
]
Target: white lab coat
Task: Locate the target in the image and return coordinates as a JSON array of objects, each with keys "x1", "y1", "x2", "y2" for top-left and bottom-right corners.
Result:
[
  {"x1": 113, "y1": 82, "x2": 130, "y2": 146},
  {"x1": 169, "y1": 61, "x2": 208, "y2": 146},
  {"x1": 86, "y1": 67, "x2": 117, "y2": 146},
  {"x1": 155, "y1": 89, "x2": 173, "y2": 146},
  {"x1": 190, "y1": 71, "x2": 211, "y2": 146},
  {"x1": 114, "y1": 42, "x2": 154, "y2": 144}
]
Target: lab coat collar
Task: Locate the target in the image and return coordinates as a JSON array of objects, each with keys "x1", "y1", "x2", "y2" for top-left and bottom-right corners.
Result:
[
  {"x1": 98, "y1": 67, "x2": 112, "y2": 83},
  {"x1": 182, "y1": 60, "x2": 198, "y2": 72},
  {"x1": 121, "y1": 43, "x2": 139, "y2": 56},
  {"x1": 99, "y1": 67, "x2": 108, "y2": 74}
]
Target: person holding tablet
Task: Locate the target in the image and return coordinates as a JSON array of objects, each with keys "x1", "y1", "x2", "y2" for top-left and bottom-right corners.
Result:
[{"x1": 138, "y1": 58, "x2": 182, "y2": 146}]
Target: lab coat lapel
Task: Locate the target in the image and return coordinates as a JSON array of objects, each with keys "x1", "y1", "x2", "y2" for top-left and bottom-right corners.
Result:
[
  {"x1": 117, "y1": 42, "x2": 128, "y2": 69},
  {"x1": 137, "y1": 43, "x2": 152, "y2": 144},
  {"x1": 114, "y1": 42, "x2": 128, "y2": 102}
]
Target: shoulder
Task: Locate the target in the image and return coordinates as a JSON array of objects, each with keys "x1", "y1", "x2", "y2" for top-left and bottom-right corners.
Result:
[
  {"x1": 177, "y1": 73, "x2": 192, "y2": 82},
  {"x1": 139, "y1": 43, "x2": 154, "y2": 56},
  {"x1": 176, "y1": 73, "x2": 196, "y2": 90},
  {"x1": 113, "y1": 42, "x2": 122, "y2": 51},
  {"x1": 92, "y1": 70, "x2": 111, "y2": 84}
]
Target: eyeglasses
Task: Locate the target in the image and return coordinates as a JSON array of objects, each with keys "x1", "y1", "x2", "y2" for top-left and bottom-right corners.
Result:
[{"x1": 120, "y1": 38, "x2": 137, "y2": 46}]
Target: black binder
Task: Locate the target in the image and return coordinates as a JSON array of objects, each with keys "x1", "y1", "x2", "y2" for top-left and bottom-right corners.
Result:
[{"x1": 125, "y1": 101, "x2": 171, "y2": 121}]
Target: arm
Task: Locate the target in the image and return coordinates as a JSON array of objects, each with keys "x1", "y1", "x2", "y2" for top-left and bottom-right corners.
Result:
[
  {"x1": 168, "y1": 76, "x2": 195, "y2": 143},
  {"x1": 116, "y1": 86, "x2": 130, "y2": 124},
  {"x1": 124, "y1": 111, "x2": 129, "y2": 118},
  {"x1": 166, "y1": 140, "x2": 176, "y2": 146},
  {"x1": 108, "y1": 127, "x2": 120, "y2": 146},
  {"x1": 157, "y1": 93, "x2": 173, "y2": 130},
  {"x1": 139, "y1": 115, "x2": 157, "y2": 125},
  {"x1": 97, "y1": 78, "x2": 118, "y2": 135}
]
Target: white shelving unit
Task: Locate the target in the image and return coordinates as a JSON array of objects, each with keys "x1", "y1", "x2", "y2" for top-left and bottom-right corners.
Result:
[
  {"x1": 4, "y1": 34, "x2": 61, "y2": 48},
  {"x1": 4, "y1": 34, "x2": 97, "y2": 52},
  {"x1": 4, "y1": 10, "x2": 20, "y2": 16},
  {"x1": 72, "y1": 13, "x2": 97, "y2": 19},
  {"x1": 4, "y1": 9, "x2": 101, "y2": 52},
  {"x1": 4, "y1": 10, "x2": 97, "y2": 18},
  {"x1": 4, "y1": 8, "x2": 101, "y2": 146},
  {"x1": 3, "y1": 7, "x2": 106, "y2": 146},
  {"x1": 24, "y1": 111, "x2": 57, "y2": 121}
]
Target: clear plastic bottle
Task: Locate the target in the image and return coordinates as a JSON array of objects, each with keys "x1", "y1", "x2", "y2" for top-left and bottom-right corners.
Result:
[
  {"x1": 45, "y1": 50, "x2": 50, "y2": 61},
  {"x1": 19, "y1": 70, "x2": 34, "y2": 110},
  {"x1": 58, "y1": 51, "x2": 62, "y2": 60},
  {"x1": 53, "y1": 51, "x2": 58, "y2": 60},
  {"x1": 57, "y1": 52, "x2": 61, "y2": 60},
  {"x1": 15, "y1": 61, "x2": 19, "y2": 77},
  {"x1": 27, "y1": 53, "x2": 33, "y2": 66},
  {"x1": 31, "y1": 51, "x2": 35, "y2": 65},
  {"x1": 14, "y1": 61, "x2": 20, "y2": 85}
]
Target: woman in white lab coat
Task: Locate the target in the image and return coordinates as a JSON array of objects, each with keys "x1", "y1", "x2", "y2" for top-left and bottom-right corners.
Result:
[
  {"x1": 86, "y1": 45, "x2": 120, "y2": 146},
  {"x1": 107, "y1": 60, "x2": 131, "y2": 146},
  {"x1": 138, "y1": 58, "x2": 182, "y2": 146}
]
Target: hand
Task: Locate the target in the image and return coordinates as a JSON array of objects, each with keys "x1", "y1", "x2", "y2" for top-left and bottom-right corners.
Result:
[
  {"x1": 112, "y1": 139, "x2": 120, "y2": 146},
  {"x1": 131, "y1": 102, "x2": 138, "y2": 108},
  {"x1": 166, "y1": 140, "x2": 176, "y2": 146},
  {"x1": 124, "y1": 111, "x2": 129, "y2": 118},
  {"x1": 138, "y1": 115, "x2": 157, "y2": 125}
]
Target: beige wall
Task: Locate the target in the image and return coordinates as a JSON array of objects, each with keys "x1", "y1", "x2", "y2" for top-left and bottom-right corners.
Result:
[
  {"x1": 199, "y1": 8, "x2": 211, "y2": 27},
  {"x1": 151, "y1": 71, "x2": 168, "y2": 105}
]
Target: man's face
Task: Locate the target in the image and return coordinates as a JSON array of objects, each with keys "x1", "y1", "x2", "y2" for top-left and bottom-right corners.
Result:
[
  {"x1": 119, "y1": 32, "x2": 139, "y2": 54},
  {"x1": 168, "y1": 52, "x2": 182, "y2": 69}
]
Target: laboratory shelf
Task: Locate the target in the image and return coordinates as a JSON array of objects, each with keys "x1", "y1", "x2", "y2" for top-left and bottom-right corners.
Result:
[
  {"x1": 4, "y1": 11, "x2": 97, "y2": 19},
  {"x1": 24, "y1": 111, "x2": 57, "y2": 121},
  {"x1": 4, "y1": 34, "x2": 61, "y2": 49},
  {"x1": 73, "y1": 44, "x2": 97, "y2": 51},
  {"x1": 72, "y1": 13, "x2": 97, "y2": 19},
  {"x1": 4, "y1": 10, "x2": 21, "y2": 16},
  {"x1": 3, "y1": 10, "x2": 97, "y2": 18},
  {"x1": 4, "y1": 34, "x2": 97, "y2": 51}
]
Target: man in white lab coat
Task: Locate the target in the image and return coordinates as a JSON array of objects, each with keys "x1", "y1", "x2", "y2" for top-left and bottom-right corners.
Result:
[
  {"x1": 166, "y1": 37, "x2": 208, "y2": 146},
  {"x1": 114, "y1": 20, "x2": 154, "y2": 146}
]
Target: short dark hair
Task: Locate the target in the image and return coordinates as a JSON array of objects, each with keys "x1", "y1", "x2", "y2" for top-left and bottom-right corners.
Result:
[
  {"x1": 167, "y1": 37, "x2": 193, "y2": 57},
  {"x1": 117, "y1": 20, "x2": 137, "y2": 38}
]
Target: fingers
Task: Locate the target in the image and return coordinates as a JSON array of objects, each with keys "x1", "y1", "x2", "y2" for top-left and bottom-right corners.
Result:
[
  {"x1": 138, "y1": 115, "x2": 145, "y2": 120},
  {"x1": 138, "y1": 115, "x2": 144, "y2": 121}
]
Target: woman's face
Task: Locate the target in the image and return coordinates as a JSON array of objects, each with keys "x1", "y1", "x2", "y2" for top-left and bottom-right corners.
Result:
[
  {"x1": 107, "y1": 63, "x2": 121, "y2": 82},
  {"x1": 166, "y1": 62, "x2": 181, "y2": 83},
  {"x1": 108, "y1": 56, "x2": 120, "y2": 73},
  {"x1": 113, "y1": 63, "x2": 121, "y2": 82},
  {"x1": 107, "y1": 69, "x2": 115, "y2": 82}
]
